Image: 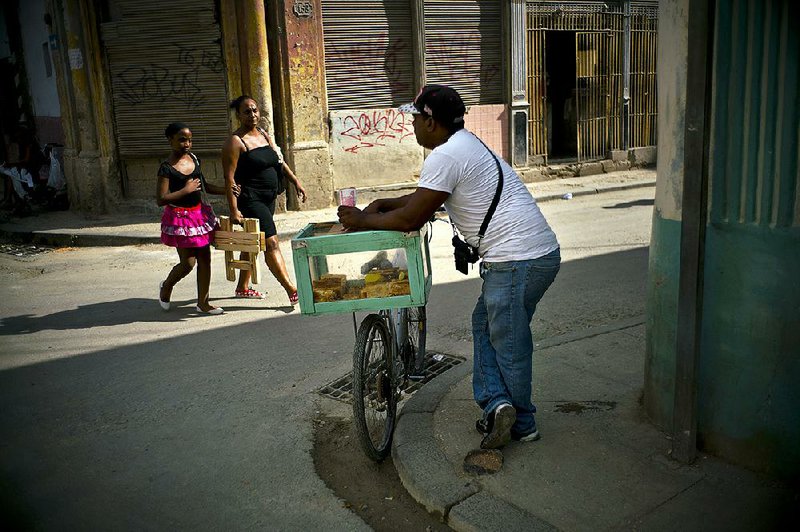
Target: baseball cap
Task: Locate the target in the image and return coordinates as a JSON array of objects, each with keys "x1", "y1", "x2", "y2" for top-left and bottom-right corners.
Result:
[{"x1": 398, "y1": 84, "x2": 466, "y2": 125}]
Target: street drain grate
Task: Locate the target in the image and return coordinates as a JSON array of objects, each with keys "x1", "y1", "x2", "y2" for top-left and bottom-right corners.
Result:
[
  {"x1": 0, "y1": 243, "x2": 53, "y2": 259},
  {"x1": 317, "y1": 351, "x2": 465, "y2": 404}
]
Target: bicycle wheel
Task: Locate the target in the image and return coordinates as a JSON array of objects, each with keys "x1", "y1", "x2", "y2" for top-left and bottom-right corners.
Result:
[
  {"x1": 399, "y1": 306, "x2": 427, "y2": 379},
  {"x1": 352, "y1": 313, "x2": 397, "y2": 462}
]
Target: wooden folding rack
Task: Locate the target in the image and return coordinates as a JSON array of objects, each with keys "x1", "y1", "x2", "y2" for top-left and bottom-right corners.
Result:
[{"x1": 213, "y1": 216, "x2": 266, "y2": 283}]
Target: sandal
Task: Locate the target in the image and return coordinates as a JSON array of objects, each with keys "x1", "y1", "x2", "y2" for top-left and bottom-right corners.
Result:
[
  {"x1": 235, "y1": 287, "x2": 265, "y2": 299},
  {"x1": 289, "y1": 291, "x2": 299, "y2": 305}
]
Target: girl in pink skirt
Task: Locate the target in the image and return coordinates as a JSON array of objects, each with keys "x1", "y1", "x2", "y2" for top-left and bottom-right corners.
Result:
[{"x1": 157, "y1": 122, "x2": 227, "y2": 315}]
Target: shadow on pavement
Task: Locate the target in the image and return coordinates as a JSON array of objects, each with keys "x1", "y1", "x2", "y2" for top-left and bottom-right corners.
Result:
[
  {"x1": 0, "y1": 247, "x2": 654, "y2": 529},
  {"x1": 602, "y1": 198, "x2": 655, "y2": 209}
]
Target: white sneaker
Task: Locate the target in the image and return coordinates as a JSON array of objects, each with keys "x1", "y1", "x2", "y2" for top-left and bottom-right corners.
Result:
[
  {"x1": 515, "y1": 429, "x2": 541, "y2": 442},
  {"x1": 480, "y1": 403, "x2": 516, "y2": 449}
]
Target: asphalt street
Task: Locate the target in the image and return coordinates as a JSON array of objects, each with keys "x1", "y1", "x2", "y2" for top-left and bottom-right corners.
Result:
[{"x1": 0, "y1": 186, "x2": 654, "y2": 529}]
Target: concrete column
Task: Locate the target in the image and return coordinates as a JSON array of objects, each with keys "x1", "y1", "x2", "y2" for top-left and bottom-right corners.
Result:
[
  {"x1": 644, "y1": 0, "x2": 688, "y2": 430},
  {"x1": 234, "y1": 0, "x2": 274, "y2": 135},
  {"x1": 267, "y1": 0, "x2": 333, "y2": 210},
  {"x1": 218, "y1": 0, "x2": 243, "y2": 130},
  {"x1": 51, "y1": 0, "x2": 119, "y2": 214},
  {"x1": 508, "y1": 0, "x2": 529, "y2": 168}
]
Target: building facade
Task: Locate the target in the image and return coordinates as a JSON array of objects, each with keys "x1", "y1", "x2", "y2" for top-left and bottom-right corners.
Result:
[{"x1": 6, "y1": 0, "x2": 657, "y2": 214}]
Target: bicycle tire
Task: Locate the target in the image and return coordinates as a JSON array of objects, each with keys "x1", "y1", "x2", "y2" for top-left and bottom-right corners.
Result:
[
  {"x1": 400, "y1": 306, "x2": 427, "y2": 378},
  {"x1": 352, "y1": 313, "x2": 397, "y2": 462}
]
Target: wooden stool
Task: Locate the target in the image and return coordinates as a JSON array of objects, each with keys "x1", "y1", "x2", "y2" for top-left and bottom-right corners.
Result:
[{"x1": 214, "y1": 216, "x2": 267, "y2": 283}]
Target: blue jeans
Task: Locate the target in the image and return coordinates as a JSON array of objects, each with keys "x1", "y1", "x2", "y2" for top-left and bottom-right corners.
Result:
[{"x1": 472, "y1": 248, "x2": 561, "y2": 436}]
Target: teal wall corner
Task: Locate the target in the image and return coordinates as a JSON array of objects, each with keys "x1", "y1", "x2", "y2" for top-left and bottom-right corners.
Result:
[
  {"x1": 644, "y1": 210, "x2": 682, "y2": 430},
  {"x1": 698, "y1": 224, "x2": 800, "y2": 480}
]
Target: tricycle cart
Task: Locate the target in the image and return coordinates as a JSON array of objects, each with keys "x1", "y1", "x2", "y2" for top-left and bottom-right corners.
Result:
[{"x1": 291, "y1": 222, "x2": 432, "y2": 461}]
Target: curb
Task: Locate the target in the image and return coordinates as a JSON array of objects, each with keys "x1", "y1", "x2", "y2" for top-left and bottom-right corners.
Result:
[
  {"x1": 0, "y1": 227, "x2": 329, "y2": 248},
  {"x1": 0, "y1": 229, "x2": 161, "y2": 248},
  {"x1": 393, "y1": 363, "x2": 555, "y2": 530},
  {"x1": 0, "y1": 180, "x2": 655, "y2": 248},
  {"x1": 533, "y1": 179, "x2": 656, "y2": 203}
]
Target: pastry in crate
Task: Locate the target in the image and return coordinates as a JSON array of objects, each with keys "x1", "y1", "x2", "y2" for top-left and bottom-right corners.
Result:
[
  {"x1": 312, "y1": 273, "x2": 347, "y2": 302},
  {"x1": 359, "y1": 267, "x2": 410, "y2": 299}
]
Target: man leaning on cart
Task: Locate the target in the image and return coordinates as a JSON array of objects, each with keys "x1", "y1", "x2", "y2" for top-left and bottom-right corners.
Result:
[{"x1": 337, "y1": 84, "x2": 561, "y2": 450}]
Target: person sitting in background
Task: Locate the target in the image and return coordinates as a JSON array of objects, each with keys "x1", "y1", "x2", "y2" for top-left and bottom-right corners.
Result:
[{"x1": 0, "y1": 126, "x2": 44, "y2": 212}]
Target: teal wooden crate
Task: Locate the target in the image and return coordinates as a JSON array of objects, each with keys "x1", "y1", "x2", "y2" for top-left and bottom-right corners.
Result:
[{"x1": 291, "y1": 222, "x2": 432, "y2": 316}]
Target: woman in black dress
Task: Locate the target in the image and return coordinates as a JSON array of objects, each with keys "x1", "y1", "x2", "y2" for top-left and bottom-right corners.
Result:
[{"x1": 223, "y1": 95, "x2": 306, "y2": 304}]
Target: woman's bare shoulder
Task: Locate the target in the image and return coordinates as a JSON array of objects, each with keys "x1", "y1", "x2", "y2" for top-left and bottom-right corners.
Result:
[{"x1": 223, "y1": 133, "x2": 245, "y2": 152}]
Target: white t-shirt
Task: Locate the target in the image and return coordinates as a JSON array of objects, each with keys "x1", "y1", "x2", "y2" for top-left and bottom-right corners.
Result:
[{"x1": 419, "y1": 129, "x2": 559, "y2": 262}]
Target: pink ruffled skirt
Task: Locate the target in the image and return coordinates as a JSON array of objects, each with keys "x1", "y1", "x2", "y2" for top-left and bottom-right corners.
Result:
[{"x1": 160, "y1": 203, "x2": 218, "y2": 248}]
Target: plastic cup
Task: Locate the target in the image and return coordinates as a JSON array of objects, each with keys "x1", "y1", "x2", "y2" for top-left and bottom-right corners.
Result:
[{"x1": 336, "y1": 187, "x2": 357, "y2": 207}]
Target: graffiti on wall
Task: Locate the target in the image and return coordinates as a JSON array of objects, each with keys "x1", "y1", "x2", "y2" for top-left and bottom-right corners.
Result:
[
  {"x1": 426, "y1": 35, "x2": 502, "y2": 87},
  {"x1": 176, "y1": 44, "x2": 224, "y2": 74},
  {"x1": 325, "y1": 35, "x2": 414, "y2": 96},
  {"x1": 336, "y1": 109, "x2": 416, "y2": 154},
  {"x1": 116, "y1": 65, "x2": 205, "y2": 109},
  {"x1": 114, "y1": 44, "x2": 223, "y2": 110}
]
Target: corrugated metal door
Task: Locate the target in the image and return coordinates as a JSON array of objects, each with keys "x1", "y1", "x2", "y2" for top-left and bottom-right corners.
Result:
[
  {"x1": 424, "y1": 0, "x2": 503, "y2": 105},
  {"x1": 526, "y1": 28, "x2": 547, "y2": 161},
  {"x1": 100, "y1": 0, "x2": 229, "y2": 157},
  {"x1": 575, "y1": 32, "x2": 609, "y2": 161},
  {"x1": 322, "y1": 1, "x2": 415, "y2": 110}
]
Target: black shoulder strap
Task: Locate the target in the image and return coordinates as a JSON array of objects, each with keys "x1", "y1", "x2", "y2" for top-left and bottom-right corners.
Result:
[
  {"x1": 188, "y1": 152, "x2": 207, "y2": 193},
  {"x1": 257, "y1": 127, "x2": 270, "y2": 143},
  {"x1": 473, "y1": 135, "x2": 504, "y2": 240},
  {"x1": 235, "y1": 134, "x2": 249, "y2": 152}
]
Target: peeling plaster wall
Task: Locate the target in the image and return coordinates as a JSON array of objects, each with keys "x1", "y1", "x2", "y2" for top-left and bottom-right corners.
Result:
[
  {"x1": 279, "y1": 0, "x2": 333, "y2": 209},
  {"x1": 329, "y1": 109, "x2": 422, "y2": 188}
]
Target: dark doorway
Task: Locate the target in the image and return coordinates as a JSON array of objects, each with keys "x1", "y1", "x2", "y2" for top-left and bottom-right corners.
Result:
[{"x1": 546, "y1": 31, "x2": 577, "y2": 161}]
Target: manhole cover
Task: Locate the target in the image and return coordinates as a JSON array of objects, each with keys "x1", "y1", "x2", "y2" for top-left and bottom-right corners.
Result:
[
  {"x1": 317, "y1": 351, "x2": 464, "y2": 404},
  {"x1": 0, "y1": 243, "x2": 53, "y2": 259}
]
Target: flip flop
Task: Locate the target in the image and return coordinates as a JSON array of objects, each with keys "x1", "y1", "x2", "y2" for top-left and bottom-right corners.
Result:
[
  {"x1": 159, "y1": 281, "x2": 170, "y2": 311},
  {"x1": 195, "y1": 305, "x2": 224, "y2": 315},
  {"x1": 289, "y1": 291, "x2": 299, "y2": 305}
]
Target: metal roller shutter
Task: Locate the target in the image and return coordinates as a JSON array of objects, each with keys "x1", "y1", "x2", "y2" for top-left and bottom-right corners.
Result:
[
  {"x1": 322, "y1": 0, "x2": 415, "y2": 110},
  {"x1": 100, "y1": 0, "x2": 229, "y2": 157},
  {"x1": 424, "y1": 0, "x2": 503, "y2": 105}
]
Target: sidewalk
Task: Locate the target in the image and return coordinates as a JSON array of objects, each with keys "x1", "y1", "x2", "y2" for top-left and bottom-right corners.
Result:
[
  {"x1": 0, "y1": 169, "x2": 656, "y2": 247},
  {"x1": 393, "y1": 320, "x2": 799, "y2": 531}
]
